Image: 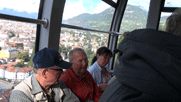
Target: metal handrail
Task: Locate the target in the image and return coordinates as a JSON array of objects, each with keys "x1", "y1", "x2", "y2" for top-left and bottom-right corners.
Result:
[
  {"x1": 61, "y1": 24, "x2": 123, "y2": 35},
  {"x1": 0, "y1": 13, "x2": 48, "y2": 27},
  {"x1": 0, "y1": 13, "x2": 123, "y2": 35}
]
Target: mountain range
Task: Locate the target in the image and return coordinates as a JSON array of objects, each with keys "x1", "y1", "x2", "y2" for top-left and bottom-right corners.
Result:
[
  {"x1": 65, "y1": 4, "x2": 168, "y2": 33},
  {"x1": 0, "y1": 5, "x2": 168, "y2": 33}
]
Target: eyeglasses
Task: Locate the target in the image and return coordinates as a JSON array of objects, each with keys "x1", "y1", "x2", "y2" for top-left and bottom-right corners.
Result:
[{"x1": 48, "y1": 67, "x2": 63, "y2": 72}]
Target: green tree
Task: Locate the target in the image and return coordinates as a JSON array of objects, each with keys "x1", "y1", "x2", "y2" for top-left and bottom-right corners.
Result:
[
  {"x1": 67, "y1": 46, "x2": 72, "y2": 52},
  {"x1": 8, "y1": 31, "x2": 16, "y2": 38},
  {"x1": 59, "y1": 44, "x2": 66, "y2": 54},
  {"x1": 84, "y1": 39, "x2": 87, "y2": 45},
  {"x1": 28, "y1": 48, "x2": 35, "y2": 67},
  {"x1": 117, "y1": 35, "x2": 124, "y2": 47},
  {"x1": 59, "y1": 45, "x2": 72, "y2": 59},
  {"x1": 65, "y1": 46, "x2": 72, "y2": 59},
  {"x1": 18, "y1": 46, "x2": 23, "y2": 49},
  {"x1": 17, "y1": 51, "x2": 29, "y2": 61},
  {"x1": 84, "y1": 44, "x2": 95, "y2": 65},
  {"x1": 159, "y1": 23, "x2": 166, "y2": 31},
  {"x1": 70, "y1": 31, "x2": 75, "y2": 37},
  {"x1": 15, "y1": 61, "x2": 27, "y2": 67},
  {"x1": 87, "y1": 52, "x2": 95, "y2": 67}
]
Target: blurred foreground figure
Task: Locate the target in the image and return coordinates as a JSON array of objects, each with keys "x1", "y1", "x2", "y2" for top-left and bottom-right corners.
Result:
[{"x1": 99, "y1": 9, "x2": 181, "y2": 102}]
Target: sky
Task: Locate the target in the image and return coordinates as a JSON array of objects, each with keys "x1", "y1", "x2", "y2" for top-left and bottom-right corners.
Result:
[{"x1": 0, "y1": 0, "x2": 180, "y2": 20}]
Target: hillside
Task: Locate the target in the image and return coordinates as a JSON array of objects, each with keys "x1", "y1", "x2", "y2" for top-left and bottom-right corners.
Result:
[
  {"x1": 65, "y1": 7, "x2": 114, "y2": 30},
  {"x1": 64, "y1": 4, "x2": 167, "y2": 33}
]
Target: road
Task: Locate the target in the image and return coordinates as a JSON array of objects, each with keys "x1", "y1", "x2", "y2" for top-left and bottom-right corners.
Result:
[{"x1": 0, "y1": 80, "x2": 13, "y2": 94}]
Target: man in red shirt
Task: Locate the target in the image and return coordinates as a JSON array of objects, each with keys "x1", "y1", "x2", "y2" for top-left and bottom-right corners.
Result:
[{"x1": 60, "y1": 48, "x2": 102, "y2": 102}]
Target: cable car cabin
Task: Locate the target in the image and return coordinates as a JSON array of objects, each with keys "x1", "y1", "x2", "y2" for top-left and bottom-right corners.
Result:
[{"x1": 0, "y1": 0, "x2": 181, "y2": 101}]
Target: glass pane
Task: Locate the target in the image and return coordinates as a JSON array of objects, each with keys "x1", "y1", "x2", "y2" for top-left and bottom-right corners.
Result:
[
  {"x1": 164, "y1": 0, "x2": 181, "y2": 7},
  {"x1": 0, "y1": 0, "x2": 40, "y2": 19},
  {"x1": 115, "y1": 0, "x2": 151, "y2": 69},
  {"x1": 60, "y1": 28, "x2": 108, "y2": 67},
  {"x1": 117, "y1": 0, "x2": 151, "y2": 45},
  {"x1": 0, "y1": 0, "x2": 40, "y2": 97},
  {"x1": 0, "y1": 20, "x2": 36, "y2": 95},
  {"x1": 119, "y1": 0, "x2": 150, "y2": 33},
  {"x1": 63, "y1": 0, "x2": 115, "y2": 31},
  {"x1": 158, "y1": 12, "x2": 172, "y2": 31}
]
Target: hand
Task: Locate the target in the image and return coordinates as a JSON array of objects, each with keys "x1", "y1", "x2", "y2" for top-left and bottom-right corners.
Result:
[
  {"x1": 110, "y1": 70, "x2": 114, "y2": 76},
  {"x1": 99, "y1": 84, "x2": 108, "y2": 92}
]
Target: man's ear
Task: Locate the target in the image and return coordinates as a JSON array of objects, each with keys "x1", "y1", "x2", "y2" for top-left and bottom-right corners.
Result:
[{"x1": 41, "y1": 68, "x2": 48, "y2": 79}]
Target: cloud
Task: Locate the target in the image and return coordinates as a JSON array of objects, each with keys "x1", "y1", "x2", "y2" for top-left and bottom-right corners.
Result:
[
  {"x1": 113, "y1": 0, "x2": 117, "y2": 3},
  {"x1": 0, "y1": 0, "x2": 178, "y2": 20},
  {"x1": 0, "y1": 7, "x2": 3, "y2": 10},
  {"x1": 63, "y1": 0, "x2": 87, "y2": 20},
  {"x1": 128, "y1": 0, "x2": 150, "y2": 11},
  {"x1": 0, "y1": 0, "x2": 40, "y2": 13},
  {"x1": 92, "y1": 1, "x2": 110, "y2": 14},
  {"x1": 63, "y1": 0, "x2": 112, "y2": 19},
  {"x1": 161, "y1": 12, "x2": 172, "y2": 17},
  {"x1": 90, "y1": 5, "x2": 93, "y2": 9}
]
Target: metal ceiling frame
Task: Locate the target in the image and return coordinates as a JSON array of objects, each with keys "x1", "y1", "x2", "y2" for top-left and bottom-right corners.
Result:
[
  {"x1": 146, "y1": 0, "x2": 165, "y2": 30},
  {"x1": 108, "y1": 0, "x2": 128, "y2": 70},
  {"x1": 102, "y1": 0, "x2": 117, "y2": 8},
  {"x1": 36, "y1": 0, "x2": 65, "y2": 51}
]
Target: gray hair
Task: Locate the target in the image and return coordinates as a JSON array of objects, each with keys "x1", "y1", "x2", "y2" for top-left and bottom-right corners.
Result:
[
  {"x1": 33, "y1": 68, "x2": 39, "y2": 75},
  {"x1": 68, "y1": 48, "x2": 87, "y2": 62},
  {"x1": 166, "y1": 9, "x2": 181, "y2": 36},
  {"x1": 33, "y1": 64, "x2": 42, "y2": 75}
]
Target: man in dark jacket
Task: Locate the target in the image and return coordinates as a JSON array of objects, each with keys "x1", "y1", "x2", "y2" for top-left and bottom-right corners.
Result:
[{"x1": 99, "y1": 9, "x2": 181, "y2": 102}]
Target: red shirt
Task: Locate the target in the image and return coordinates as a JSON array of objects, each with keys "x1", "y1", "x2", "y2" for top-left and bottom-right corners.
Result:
[{"x1": 60, "y1": 68, "x2": 102, "y2": 102}]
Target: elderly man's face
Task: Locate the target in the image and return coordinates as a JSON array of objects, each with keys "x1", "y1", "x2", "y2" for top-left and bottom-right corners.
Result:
[
  {"x1": 71, "y1": 51, "x2": 88, "y2": 76},
  {"x1": 45, "y1": 66, "x2": 63, "y2": 85}
]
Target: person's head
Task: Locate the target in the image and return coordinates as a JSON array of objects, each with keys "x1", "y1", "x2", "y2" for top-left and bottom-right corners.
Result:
[
  {"x1": 33, "y1": 48, "x2": 72, "y2": 87},
  {"x1": 91, "y1": 47, "x2": 113, "y2": 68},
  {"x1": 166, "y1": 9, "x2": 181, "y2": 36},
  {"x1": 69, "y1": 48, "x2": 88, "y2": 76}
]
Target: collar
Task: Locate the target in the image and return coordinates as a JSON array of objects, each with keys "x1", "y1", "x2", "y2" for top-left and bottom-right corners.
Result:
[
  {"x1": 31, "y1": 74, "x2": 45, "y2": 95},
  {"x1": 75, "y1": 72, "x2": 85, "y2": 78},
  {"x1": 69, "y1": 68, "x2": 89, "y2": 81},
  {"x1": 95, "y1": 61, "x2": 102, "y2": 71},
  {"x1": 95, "y1": 61, "x2": 109, "y2": 71}
]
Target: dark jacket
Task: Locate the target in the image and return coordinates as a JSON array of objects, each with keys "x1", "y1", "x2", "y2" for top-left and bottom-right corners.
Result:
[{"x1": 99, "y1": 29, "x2": 181, "y2": 102}]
